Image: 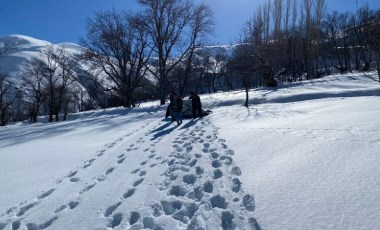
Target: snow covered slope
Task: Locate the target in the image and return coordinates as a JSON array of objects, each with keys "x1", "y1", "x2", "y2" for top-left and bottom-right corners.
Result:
[
  {"x1": 0, "y1": 35, "x2": 52, "y2": 75},
  {"x1": 0, "y1": 72, "x2": 379, "y2": 230}
]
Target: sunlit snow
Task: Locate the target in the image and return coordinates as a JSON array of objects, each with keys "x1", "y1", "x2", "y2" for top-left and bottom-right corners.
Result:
[{"x1": 1, "y1": 70, "x2": 379, "y2": 229}]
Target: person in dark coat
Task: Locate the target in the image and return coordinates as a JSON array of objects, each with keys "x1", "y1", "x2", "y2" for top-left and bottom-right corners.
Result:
[
  {"x1": 171, "y1": 93, "x2": 183, "y2": 125},
  {"x1": 189, "y1": 91, "x2": 202, "y2": 119},
  {"x1": 166, "y1": 91, "x2": 175, "y2": 121}
]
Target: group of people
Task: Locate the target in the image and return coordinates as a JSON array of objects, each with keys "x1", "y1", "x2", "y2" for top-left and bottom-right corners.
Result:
[{"x1": 166, "y1": 91, "x2": 203, "y2": 126}]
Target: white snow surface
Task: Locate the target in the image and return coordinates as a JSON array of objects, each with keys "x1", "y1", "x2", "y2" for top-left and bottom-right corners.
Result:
[{"x1": 1, "y1": 72, "x2": 380, "y2": 230}]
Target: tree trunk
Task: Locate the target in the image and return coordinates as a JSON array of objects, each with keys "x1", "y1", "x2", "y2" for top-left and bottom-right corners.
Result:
[
  {"x1": 0, "y1": 110, "x2": 6, "y2": 126},
  {"x1": 244, "y1": 78, "x2": 249, "y2": 107},
  {"x1": 377, "y1": 53, "x2": 380, "y2": 83}
]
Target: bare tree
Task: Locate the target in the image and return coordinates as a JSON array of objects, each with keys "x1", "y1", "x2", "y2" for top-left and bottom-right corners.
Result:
[
  {"x1": 21, "y1": 58, "x2": 47, "y2": 123},
  {"x1": 349, "y1": 7, "x2": 371, "y2": 71},
  {"x1": 138, "y1": 0, "x2": 214, "y2": 103},
  {"x1": 37, "y1": 46, "x2": 61, "y2": 122},
  {"x1": 303, "y1": 0, "x2": 314, "y2": 79},
  {"x1": 0, "y1": 73, "x2": 23, "y2": 126},
  {"x1": 81, "y1": 10, "x2": 152, "y2": 108},
  {"x1": 284, "y1": 0, "x2": 292, "y2": 36},
  {"x1": 55, "y1": 47, "x2": 79, "y2": 121},
  {"x1": 364, "y1": 9, "x2": 380, "y2": 81},
  {"x1": 179, "y1": 3, "x2": 214, "y2": 97},
  {"x1": 323, "y1": 11, "x2": 351, "y2": 73},
  {"x1": 263, "y1": 1, "x2": 271, "y2": 40},
  {"x1": 313, "y1": 0, "x2": 326, "y2": 73},
  {"x1": 272, "y1": 0, "x2": 283, "y2": 41}
]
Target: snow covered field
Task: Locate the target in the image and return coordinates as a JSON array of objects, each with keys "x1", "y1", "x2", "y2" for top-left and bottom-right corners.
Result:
[{"x1": 1, "y1": 72, "x2": 379, "y2": 230}]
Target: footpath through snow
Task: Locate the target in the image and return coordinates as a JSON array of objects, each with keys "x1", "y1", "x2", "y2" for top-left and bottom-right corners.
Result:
[{"x1": 0, "y1": 112, "x2": 260, "y2": 229}]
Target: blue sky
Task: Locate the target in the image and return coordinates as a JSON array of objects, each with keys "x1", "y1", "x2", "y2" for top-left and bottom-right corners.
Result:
[{"x1": 0, "y1": 0, "x2": 379, "y2": 45}]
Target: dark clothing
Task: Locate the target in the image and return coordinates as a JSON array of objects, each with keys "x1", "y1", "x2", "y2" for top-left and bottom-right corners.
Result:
[
  {"x1": 189, "y1": 94, "x2": 202, "y2": 118},
  {"x1": 166, "y1": 93, "x2": 175, "y2": 120},
  {"x1": 171, "y1": 97, "x2": 183, "y2": 125},
  {"x1": 165, "y1": 105, "x2": 171, "y2": 119},
  {"x1": 171, "y1": 97, "x2": 183, "y2": 112},
  {"x1": 172, "y1": 110, "x2": 183, "y2": 125}
]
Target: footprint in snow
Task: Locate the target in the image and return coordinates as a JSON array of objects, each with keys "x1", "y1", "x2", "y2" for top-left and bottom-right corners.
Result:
[
  {"x1": 196, "y1": 166, "x2": 203, "y2": 175},
  {"x1": 211, "y1": 152, "x2": 219, "y2": 159},
  {"x1": 231, "y1": 166, "x2": 242, "y2": 176},
  {"x1": 210, "y1": 195, "x2": 228, "y2": 209},
  {"x1": 221, "y1": 211, "x2": 235, "y2": 230},
  {"x1": 83, "y1": 159, "x2": 95, "y2": 169},
  {"x1": 133, "y1": 178, "x2": 144, "y2": 187},
  {"x1": 189, "y1": 159, "x2": 197, "y2": 167},
  {"x1": 226, "y1": 149, "x2": 235, "y2": 155},
  {"x1": 108, "y1": 213, "x2": 123, "y2": 228},
  {"x1": 106, "y1": 167, "x2": 115, "y2": 175},
  {"x1": 129, "y1": 211, "x2": 140, "y2": 225},
  {"x1": 212, "y1": 160, "x2": 222, "y2": 168},
  {"x1": 232, "y1": 178, "x2": 241, "y2": 193},
  {"x1": 104, "y1": 202, "x2": 122, "y2": 217},
  {"x1": 242, "y1": 194, "x2": 256, "y2": 212},
  {"x1": 123, "y1": 188, "x2": 135, "y2": 199},
  {"x1": 79, "y1": 183, "x2": 96, "y2": 194},
  {"x1": 68, "y1": 201, "x2": 79, "y2": 209},
  {"x1": 37, "y1": 188, "x2": 55, "y2": 199},
  {"x1": 131, "y1": 169, "x2": 140, "y2": 174},
  {"x1": 54, "y1": 200, "x2": 79, "y2": 213},
  {"x1": 214, "y1": 169, "x2": 223, "y2": 179},
  {"x1": 97, "y1": 149, "x2": 106, "y2": 157},
  {"x1": 26, "y1": 216, "x2": 58, "y2": 230},
  {"x1": 183, "y1": 174, "x2": 197, "y2": 185},
  {"x1": 12, "y1": 220, "x2": 20, "y2": 230},
  {"x1": 169, "y1": 185, "x2": 188, "y2": 197},
  {"x1": 221, "y1": 156, "x2": 233, "y2": 165},
  {"x1": 96, "y1": 176, "x2": 105, "y2": 182},
  {"x1": 220, "y1": 143, "x2": 228, "y2": 149},
  {"x1": 17, "y1": 202, "x2": 38, "y2": 217},
  {"x1": 117, "y1": 157, "x2": 126, "y2": 164},
  {"x1": 67, "y1": 170, "x2": 78, "y2": 178}
]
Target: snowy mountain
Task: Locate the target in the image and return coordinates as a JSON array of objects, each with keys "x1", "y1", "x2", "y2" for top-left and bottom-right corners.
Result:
[
  {"x1": 0, "y1": 35, "x2": 51, "y2": 75},
  {"x1": 0, "y1": 35, "x2": 95, "y2": 97},
  {"x1": 0, "y1": 35, "x2": 235, "y2": 81},
  {"x1": 1, "y1": 71, "x2": 379, "y2": 229}
]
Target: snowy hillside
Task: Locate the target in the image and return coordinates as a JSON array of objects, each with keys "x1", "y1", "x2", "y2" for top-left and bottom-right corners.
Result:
[
  {"x1": 0, "y1": 72, "x2": 380, "y2": 230},
  {"x1": 0, "y1": 34, "x2": 93, "y2": 89},
  {"x1": 0, "y1": 35, "x2": 52, "y2": 75}
]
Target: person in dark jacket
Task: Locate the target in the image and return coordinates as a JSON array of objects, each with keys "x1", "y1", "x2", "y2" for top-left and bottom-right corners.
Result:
[
  {"x1": 171, "y1": 93, "x2": 183, "y2": 125},
  {"x1": 166, "y1": 91, "x2": 175, "y2": 121},
  {"x1": 189, "y1": 91, "x2": 202, "y2": 119}
]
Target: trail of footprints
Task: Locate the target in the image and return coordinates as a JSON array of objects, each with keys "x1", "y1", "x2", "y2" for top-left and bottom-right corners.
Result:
[
  {"x1": 0, "y1": 121, "x2": 159, "y2": 230},
  {"x1": 99, "y1": 119, "x2": 260, "y2": 229},
  {"x1": 152, "y1": 120, "x2": 260, "y2": 229},
  {"x1": 0, "y1": 119, "x2": 260, "y2": 229}
]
